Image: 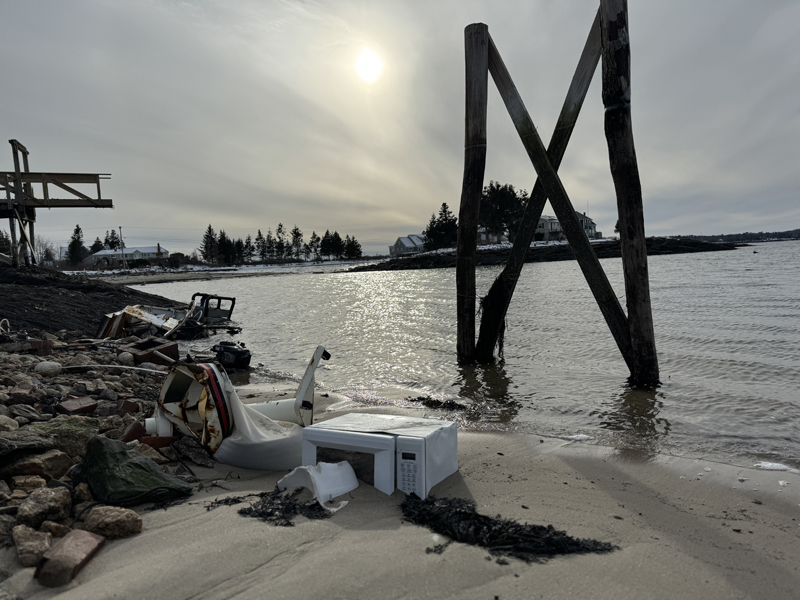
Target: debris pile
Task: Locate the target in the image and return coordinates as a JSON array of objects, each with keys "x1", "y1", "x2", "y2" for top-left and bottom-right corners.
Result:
[
  {"x1": 0, "y1": 331, "x2": 202, "y2": 587},
  {"x1": 401, "y1": 494, "x2": 618, "y2": 563}
]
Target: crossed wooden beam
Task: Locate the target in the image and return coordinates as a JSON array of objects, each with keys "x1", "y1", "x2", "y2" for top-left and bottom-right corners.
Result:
[{"x1": 456, "y1": 0, "x2": 659, "y2": 385}]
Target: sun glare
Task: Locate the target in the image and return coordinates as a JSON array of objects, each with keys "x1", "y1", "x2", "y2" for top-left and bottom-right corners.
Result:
[{"x1": 354, "y1": 47, "x2": 383, "y2": 84}]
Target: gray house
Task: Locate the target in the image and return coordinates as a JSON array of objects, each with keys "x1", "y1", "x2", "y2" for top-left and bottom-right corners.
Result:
[
  {"x1": 389, "y1": 234, "x2": 426, "y2": 256},
  {"x1": 534, "y1": 212, "x2": 598, "y2": 242},
  {"x1": 84, "y1": 244, "x2": 169, "y2": 267}
]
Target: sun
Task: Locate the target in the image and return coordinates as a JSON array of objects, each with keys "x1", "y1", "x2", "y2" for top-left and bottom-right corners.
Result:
[{"x1": 354, "y1": 47, "x2": 383, "y2": 84}]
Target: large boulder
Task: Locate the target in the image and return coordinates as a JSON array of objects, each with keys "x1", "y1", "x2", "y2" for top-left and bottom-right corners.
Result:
[
  {"x1": 16, "y1": 487, "x2": 72, "y2": 529},
  {"x1": 0, "y1": 429, "x2": 55, "y2": 458},
  {"x1": 84, "y1": 506, "x2": 142, "y2": 539},
  {"x1": 29, "y1": 416, "x2": 99, "y2": 458},
  {"x1": 73, "y1": 436, "x2": 192, "y2": 506},
  {"x1": 0, "y1": 414, "x2": 19, "y2": 431},
  {"x1": 1, "y1": 450, "x2": 74, "y2": 481}
]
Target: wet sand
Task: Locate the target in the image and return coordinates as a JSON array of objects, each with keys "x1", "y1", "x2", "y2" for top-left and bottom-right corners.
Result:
[{"x1": 3, "y1": 416, "x2": 799, "y2": 600}]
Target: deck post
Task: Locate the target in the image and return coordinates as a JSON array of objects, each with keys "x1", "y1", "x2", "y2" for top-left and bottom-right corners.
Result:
[
  {"x1": 456, "y1": 23, "x2": 489, "y2": 363},
  {"x1": 600, "y1": 0, "x2": 659, "y2": 385}
]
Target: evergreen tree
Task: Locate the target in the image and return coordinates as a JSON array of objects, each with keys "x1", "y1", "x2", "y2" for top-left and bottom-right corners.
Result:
[
  {"x1": 344, "y1": 235, "x2": 363, "y2": 259},
  {"x1": 331, "y1": 231, "x2": 344, "y2": 260},
  {"x1": 309, "y1": 231, "x2": 321, "y2": 261},
  {"x1": 423, "y1": 203, "x2": 458, "y2": 250},
  {"x1": 255, "y1": 230, "x2": 267, "y2": 262},
  {"x1": 478, "y1": 181, "x2": 528, "y2": 242},
  {"x1": 290, "y1": 225, "x2": 303, "y2": 260},
  {"x1": 275, "y1": 223, "x2": 286, "y2": 259},
  {"x1": 320, "y1": 230, "x2": 333, "y2": 260},
  {"x1": 234, "y1": 238, "x2": 245, "y2": 265},
  {"x1": 217, "y1": 230, "x2": 234, "y2": 266},
  {"x1": 104, "y1": 229, "x2": 121, "y2": 250},
  {"x1": 90, "y1": 237, "x2": 104, "y2": 254},
  {"x1": 243, "y1": 234, "x2": 255, "y2": 263},
  {"x1": 199, "y1": 225, "x2": 217, "y2": 263},
  {"x1": 265, "y1": 229, "x2": 275, "y2": 260},
  {"x1": 67, "y1": 224, "x2": 86, "y2": 266}
]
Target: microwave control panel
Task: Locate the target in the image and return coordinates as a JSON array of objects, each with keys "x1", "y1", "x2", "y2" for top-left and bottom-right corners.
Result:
[{"x1": 396, "y1": 436, "x2": 425, "y2": 497}]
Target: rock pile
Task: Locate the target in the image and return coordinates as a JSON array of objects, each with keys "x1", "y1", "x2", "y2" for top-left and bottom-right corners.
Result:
[{"x1": 0, "y1": 331, "x2": 199, "y2": 588}]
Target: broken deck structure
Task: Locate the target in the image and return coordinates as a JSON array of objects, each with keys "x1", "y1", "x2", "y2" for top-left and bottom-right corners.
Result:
[
  {"x1": 456, "y1": 0, "x2": 659, "y2": 386},
  {"x1": 1, "y1": 139, "x2": 112, "y2": 268}
]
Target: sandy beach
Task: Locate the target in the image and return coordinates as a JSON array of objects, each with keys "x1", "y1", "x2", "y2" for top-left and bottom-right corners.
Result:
[{"x1": 3, "y1": 411, "x2": 798, "y2": 600}]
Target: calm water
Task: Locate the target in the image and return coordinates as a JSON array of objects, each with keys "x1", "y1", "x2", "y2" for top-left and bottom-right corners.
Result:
[{"x1": 133, "y1": 240, "x2": 800, "y2": 468}]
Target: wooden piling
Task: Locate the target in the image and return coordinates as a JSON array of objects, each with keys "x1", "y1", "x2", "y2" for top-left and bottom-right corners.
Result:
[
  {"x1": 600, "y1": 0, "x2": 659, "y2": 385},
  {"x1": 486, "y1": 34, "x2": 635, "y2": 372},
  {"x1": 456, "y1": 24, "x2": 489, "y2": 363},
  {"x1": 475, "y1": 12, "x2": 602, "y2": 362}
]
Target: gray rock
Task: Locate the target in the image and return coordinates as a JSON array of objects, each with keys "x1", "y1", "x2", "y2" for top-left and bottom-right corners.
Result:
[
  {"x1": 0, "y1": 514, "x2": 17, "y2": 549},
  {"x1": 12, "y1": 524, "x2": 52, "y2": 567},
  {"x1": 7, "y1": 404, "x2": 47, "y2": 422},
  {"x1": 117, "y1": 352, "x2": 135, "y2": 366},
  {"x1": 0, "y1": 450, "x2": 74, "y2": 482},
  {"x1": 29, "y1": 416, "x2": 99, "y2": 459},
  {"x1": 98, "y1": 389, "x2": 118, "y2": 402},
  {"x1": 33, "y1": 361, "x2": 62, "y2": 378},
  {"x1": 63, "y1": 354, "x2": 98, "y2": 367},
  {"x1": 0, "y1": 429, "x2": 56, "y2": 458},
  {"x1": 11, "y1": 475, "x2": 47, "y2": 493},
  {"x1": 16, "y1": 487, "x2": 72, "y2": 529},
  {"x1": 0, "y1": 414, "x2": 19, "y2": 431},
  {"x1": 84, "y1": 506, "x2": 142, "y2": 539}
]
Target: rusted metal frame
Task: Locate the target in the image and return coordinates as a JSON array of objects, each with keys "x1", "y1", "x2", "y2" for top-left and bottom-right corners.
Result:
[
  {"x1": 456, "y1": 23, "x2": 490, "y2": 363},
  {"x1": 486, "y1": 33, "x2": 635, "y2": 372},
  {"x1": 475, "y1": 11, "x2": 602, "y2": 361}
]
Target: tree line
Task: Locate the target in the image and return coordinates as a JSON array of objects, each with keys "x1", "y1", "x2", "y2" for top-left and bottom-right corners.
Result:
[
  {"x1": 422, "y1": 181, "x2": 529, "y2": 251},
  {"x1": 199, "y1": 224, "x2": 362, "y2": 265}
]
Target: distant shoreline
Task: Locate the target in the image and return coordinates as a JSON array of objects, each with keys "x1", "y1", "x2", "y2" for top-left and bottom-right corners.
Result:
[{"x1": 349, "y1": 237, "x2": 744, "y2": 272}]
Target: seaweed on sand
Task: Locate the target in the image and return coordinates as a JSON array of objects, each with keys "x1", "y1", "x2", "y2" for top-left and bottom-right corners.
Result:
[
  {"x1": 401, "y1": 495, "x2": 617, "y2": 563},
  {"x1": 203, "y1": 487, "x2": 332, "y2": 527}
]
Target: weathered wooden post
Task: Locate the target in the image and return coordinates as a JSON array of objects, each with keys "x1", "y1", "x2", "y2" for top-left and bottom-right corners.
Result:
[
  {"x1": 456, "y1": 24, "x2": 489, "y2": 363},
  {"x1": 475, "y1": 12, "x2": 602, "y2": 362},
  {"x1": 600, "y1": 0, "x2": 659, "y2": 385}
]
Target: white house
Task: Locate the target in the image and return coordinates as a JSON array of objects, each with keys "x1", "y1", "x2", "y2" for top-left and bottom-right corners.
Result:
[
  {"x1": 534, "y1": 212, "x2": 598, "y2": 242},
  {"x1": 84, "y1": 244, "x2": 169, "y2": 267},
  {"x1": 389, "y1": 234, "x2": 426, "y2": 256}
]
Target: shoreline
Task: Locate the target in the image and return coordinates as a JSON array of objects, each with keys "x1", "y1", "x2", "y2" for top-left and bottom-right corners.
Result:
[{"x1": 3, "y1": 428, "x2": 798, "y2": 600}]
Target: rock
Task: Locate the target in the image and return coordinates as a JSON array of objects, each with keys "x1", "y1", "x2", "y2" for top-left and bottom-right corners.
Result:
[
  {"x1": 98, "y1": 389, "x2": 118, "y2": 402},
  {"x1": 12, "y1": 524, "x2": 52, "y2": 567},
  {"x1": 29, "y1": 416, "x2": 99, "y2": 458},
  {"x1": 0, "y1": 480, "x2": 10, "y2": 494},
  {"x1": 35, "y1": 529, "x2": 105, "y2": 587},
  {"x1": 9, "y1": 489, "x2": 28, "y2": 505},
  {"x1": 120, "y1": 421, "x2": 146, "y2": 443},
  {"x1": 116, "y1": 399, "x2": 139, "y2": 413},
  {"x1": 56, "y1": 397, "x2": 98, "y2": 415},
  {"x1": 98, "y1": 415, "x2": 124, "y2": 433},
  {"x1": 173, "y1": 436, "x2": 214, "y2": 468},
  {"x1": 63, "y1": 354, "x2": 98, "y2": 367},
  {"x1": 73, "y1": 482, "x2": 93, "y2": 504},
  {"x1": 0, "y1": 429, "x2": 56, "y2": 458},
  {"x1": 7, "y1": 404, "x2": 47, "y2": 422},
  {"x1": 40, "y1": 520, "x2": 72, "y2": 538},
  {"x1": 73, "y1": 436, "x2": 192, "y2": 506},
  {"x1": 139, "y1": 362, "x2": 158, "y2": 371},
  {"x1": 117, "y1": 352, "x2": 135, "y2": 366},
  {"x1": 34, "y1": 361, "x2": 62, "y2": 378},
  {"x1": 128, "y1": 441, "x2": 170, "y2": 465},
  {"x1": 0, "y1": 414, "x2": 19, "y2": 431},
  {"x1": 84, "y1": 506, "x2": 142, "y2": 539},
  {"x1": 16, "y1": 487, "x2": 72, "y2": 529},
  {"x1": 11, "y1": 475, "x2": 47, "y2": 493},
  {"x1": 1, "y1": 450, "x2": 74, "y2": 481},
  {"x1": 14, "y1": 417, "x2": 30, "y2": 426},
  {"x1": 1, "y1": 514, "x2": 17, "y2": 548}
]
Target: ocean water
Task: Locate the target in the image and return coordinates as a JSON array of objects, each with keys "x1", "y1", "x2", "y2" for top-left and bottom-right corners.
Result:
[{"x1": 132, "y1": 240, "x2": 800, "y2": 468}]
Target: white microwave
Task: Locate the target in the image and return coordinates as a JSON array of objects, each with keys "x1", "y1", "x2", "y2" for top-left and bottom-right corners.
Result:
[{"x1": 302, "y1": 413, "x2": 458, "y2": 498}]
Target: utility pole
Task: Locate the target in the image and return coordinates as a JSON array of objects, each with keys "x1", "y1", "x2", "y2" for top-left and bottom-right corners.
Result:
[{"x1": 118, "y1": 226, "x2": 128, "y2": 270}]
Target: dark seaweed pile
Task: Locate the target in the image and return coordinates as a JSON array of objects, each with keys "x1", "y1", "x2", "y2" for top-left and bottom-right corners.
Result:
[
  {"x1": 401, "y1": 495, "x2": 617, "y2": 563},
  {"x1": 204, "y1": 487, "x2": 332, "y2": 527}
]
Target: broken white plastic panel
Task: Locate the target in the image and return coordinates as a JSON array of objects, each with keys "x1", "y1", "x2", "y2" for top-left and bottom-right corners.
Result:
[
  {"x1": 247, "y1": 345, "x2": 330, "y2": 427},
  {"x1": 303, "y1": 414, "x2": 458, "y2": 497},
  {"x1": 302, "y1": 429, "x2": 396, "y2": 495},
  {"x1": 277, "y1": 461, "x2": 359, "y2": 512},
  {"x1": 145, "y1": 409, "x2": 172, "y2": 437}
]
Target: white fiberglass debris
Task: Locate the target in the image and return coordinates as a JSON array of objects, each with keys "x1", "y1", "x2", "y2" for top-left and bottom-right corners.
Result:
[
  {"x1": 277, "y1": 461, "x2": 358, "y2": 512},
  {"x1": 566, "y1": 435, "x2": 593, "y2": 442},
  {"x1": 778, "y1": 480, "x2": 790, "y2": 487},
  {"x1": 704, "y1": 467, "x2": 712, "y2": 472},
  {"x1": 754, "y1": 462, "x2": 800, "y2": 474}
]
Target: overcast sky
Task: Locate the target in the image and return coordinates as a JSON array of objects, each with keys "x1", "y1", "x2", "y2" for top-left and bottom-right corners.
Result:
[{"x1": 2, "y1": 0, "x2": 798, "y2": 255}]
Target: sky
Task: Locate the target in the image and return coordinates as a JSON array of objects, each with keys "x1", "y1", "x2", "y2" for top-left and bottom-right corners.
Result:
[{"x1": 2, "y1": 0, "x2": 799, "y2": 255}]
